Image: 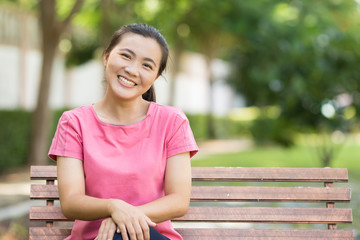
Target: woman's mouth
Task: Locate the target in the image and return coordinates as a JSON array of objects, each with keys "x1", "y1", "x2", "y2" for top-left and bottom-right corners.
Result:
[{"x1": 118, "y1": 75, "x2": 136, "y2": 87}]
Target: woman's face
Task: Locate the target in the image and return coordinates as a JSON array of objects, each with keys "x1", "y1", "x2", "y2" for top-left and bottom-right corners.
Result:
[{"x1": 104, "y1": 33, "x2": 162, "y2": 101}]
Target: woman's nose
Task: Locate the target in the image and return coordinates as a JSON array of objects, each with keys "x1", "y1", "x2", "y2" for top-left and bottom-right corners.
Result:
[{"x1": 124, "y1": 62, "x2": 140, "y2": 77}]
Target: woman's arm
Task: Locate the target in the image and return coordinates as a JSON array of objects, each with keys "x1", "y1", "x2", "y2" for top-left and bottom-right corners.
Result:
[
  {"x1": 137, "y1": 151, "x2": 192, "y2": 223},
  {"x1": 57, "y1": 156, "x2": 155, "y2": 240},
  {"x1": 57, "y1": 156, "x2": 111, "y2": 220}
]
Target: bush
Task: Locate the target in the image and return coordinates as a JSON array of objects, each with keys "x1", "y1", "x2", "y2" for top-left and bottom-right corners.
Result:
[
  {"x1": 186, "y1": 114, "x2": 209, "y2": 140},
  {"x1": 186, "y1": 113, "x2": 252, "y2": 140},
  {"x1": 214, "y1": 116, "x2": 252, "y2": 139},
  {"x1": 0, "y1": 109, "x2": 251, "y2": 171},
  {"x1": 250, "y1": 117, "x2": 295, "y2": 147},
  {"x1": 0, "y1": 110, "x2": 31, "y2": 171},
  {"x1": 0, "y1": 109, "x2": 68, "y2": 172}
]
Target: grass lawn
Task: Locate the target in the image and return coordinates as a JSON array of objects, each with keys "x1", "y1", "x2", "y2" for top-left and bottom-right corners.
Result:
[{"x1": 192, "y1": 136, "x2": 360, "y2": 179}]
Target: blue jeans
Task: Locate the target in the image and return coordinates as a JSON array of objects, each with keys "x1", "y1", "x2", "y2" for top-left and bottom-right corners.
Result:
[{"x1": 112, "y1": 227, "x2": 170, "y2": 240}]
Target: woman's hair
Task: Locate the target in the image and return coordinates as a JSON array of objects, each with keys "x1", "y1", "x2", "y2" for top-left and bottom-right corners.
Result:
[{"x1": 104, "y1": 24, "x2": 169, "y2": 102}]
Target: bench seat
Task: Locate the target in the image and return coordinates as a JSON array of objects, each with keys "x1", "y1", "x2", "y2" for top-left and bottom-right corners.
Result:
[{"x1": 29, "y1": 166, "x2": 354, "y2": 239}]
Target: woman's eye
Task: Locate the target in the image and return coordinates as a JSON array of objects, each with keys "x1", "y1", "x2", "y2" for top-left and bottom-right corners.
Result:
[
  {"x1": 143, "y1": 63, "x2": 153, "y2": 70},
  {"x1": 121, "y1": 53, "x2": 130, "y2": 59}
]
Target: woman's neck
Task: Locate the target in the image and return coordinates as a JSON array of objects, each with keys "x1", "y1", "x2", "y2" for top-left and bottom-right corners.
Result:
[{"x1": 93, "y1": 96, "x2": 150, "y2": 126}]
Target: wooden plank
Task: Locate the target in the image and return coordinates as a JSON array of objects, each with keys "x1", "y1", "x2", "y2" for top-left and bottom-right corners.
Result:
[
  {"x1": 176, "y1": 229, "x2": 354, "y2": 240},
  {"x1": 31, "y1": 206, "x2": 352, "y2": 223},
  {"x1": 31, "y1": 165, "x2": 57, "y2": 180},
  {"x1": 191, "y1": 186, "x2": 351, "y2": 202},
  {"x1": 30, "y1": 206, "x2": 70, "y2": 221},
  {"x1": 174, "y1": 207, "x2": 353, "y2": 223},
  {"x1": 29, "y1": 227, "x2": 71, "y2": 240},
  {"x1": 29, "y1": 228, "x2": 354, "y2": 240},
  {"x1": 30, "y1": 185, "x2": 59, "y2": 199},
  {"x1": 31, "y1": 185, "x2": 351, "y2": 202},
  {"x1": 192, "y1": 167, "x2": 349, "y2": 182},
  {"x1": 32, "y1": 166, "x2": 349, "y2": 182}
]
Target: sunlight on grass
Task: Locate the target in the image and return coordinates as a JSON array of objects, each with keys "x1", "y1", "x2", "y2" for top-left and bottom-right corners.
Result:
[{"x1": 192, "y1": 134, "x2": 360, "y2": 173}]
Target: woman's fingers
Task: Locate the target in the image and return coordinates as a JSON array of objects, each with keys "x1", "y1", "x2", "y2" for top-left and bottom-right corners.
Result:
[
  {"x1": 97, "y1": 218, "x2": 117, "y2": 240},
  {"x1": 133, "y1": 221, "x2": 147, "y2": 240},
  {"x1": 108, "y1": 200, "x2": 157, "y2": 240},
  {"x1": 145, "y1": 216, "x2": 156, "y2": 228},
  {"x1": 140, "y1": 218, "x2": 150, "y2": 240},
  {"x1": 126, "y1": 223, "x2": 139, "y2": 240},
  {"x1": 118, "y1": 224, "x2": 129, "y2": 240}
]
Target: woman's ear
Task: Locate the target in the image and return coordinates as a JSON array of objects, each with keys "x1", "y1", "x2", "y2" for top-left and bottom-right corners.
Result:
[{"x1": 103, "y1": 53, "x2": 109, "y2": 67}]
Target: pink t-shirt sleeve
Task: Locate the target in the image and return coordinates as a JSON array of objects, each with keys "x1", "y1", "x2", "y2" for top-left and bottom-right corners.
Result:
[
  {"x1": 166, "y1": 113, "x2": 198, "y2": 159},
  {"x1": 48, "y1": 112, "x2": 83, "y2": 161}
]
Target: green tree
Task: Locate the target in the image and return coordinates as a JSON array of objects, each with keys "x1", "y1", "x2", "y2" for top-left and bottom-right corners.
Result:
[
  {"x1": 29, "y1": 0, "x2": 146, "y2": 165},
  {"x1": 228, "y1": 1, "x2": 360, "y2": 139},
  {"x1": 227, "y1": 0, "x2": 360, "y2": 165},
  {"x1": 29, "y1": 0, "x2": 84, "y2": 165},
  {"x1": 179, "y1": 0, "x2": 240, "y2": 138}
]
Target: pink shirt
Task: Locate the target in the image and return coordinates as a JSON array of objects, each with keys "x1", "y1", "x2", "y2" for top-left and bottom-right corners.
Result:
[{"x1": 48, "y1": 102, "x2": 198, "y2": 240}]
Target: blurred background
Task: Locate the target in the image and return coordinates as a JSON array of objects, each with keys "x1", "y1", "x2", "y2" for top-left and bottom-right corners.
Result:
[{"x1": 0, "y1": 0, "x2": 359, "y2": 239}]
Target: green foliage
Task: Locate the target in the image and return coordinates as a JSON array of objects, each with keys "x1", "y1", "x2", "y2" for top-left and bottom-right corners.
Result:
[
  {"x1": 186, "y1": 114, "x2": 209, "y2": 140},
  {"x1": 187, "y1": 114, "x2": 251, "y2": 140},
  {"x1": 0, "y1": 110, "x2": 31, "y2": 171},
  {"x1": 0, "y1": 109, "x2": 68, "y2": 172},
  {"x1": 250, "y1": 117, "x2": 295, "y2": 147},
  {"x1": 227, "y1": 0, "x2": 360, "y2": 136},
  {"x1": 64, "y1": 0, "x2": 143, "y2": 67},
  {"x1": 65, "y1": 31, "x2": 100, "y2": 67},
  {"x1": 214, "y1": 116, "x2": 252, "y2": 139}
]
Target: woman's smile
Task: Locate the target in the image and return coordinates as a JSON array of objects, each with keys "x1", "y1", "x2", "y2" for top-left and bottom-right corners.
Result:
[{"x1": 118, "y1": 75, "x2": 136, "y2": 88}]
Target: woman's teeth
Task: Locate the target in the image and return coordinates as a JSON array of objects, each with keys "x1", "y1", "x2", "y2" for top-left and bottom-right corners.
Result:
[{"x1": 118, "y1": 76, "x2": 135, "y2": 86}]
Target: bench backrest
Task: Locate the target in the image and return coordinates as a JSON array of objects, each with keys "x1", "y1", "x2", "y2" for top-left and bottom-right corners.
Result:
[{"x1": 30, "y1": 166, "x2": 353, "y2": 240}]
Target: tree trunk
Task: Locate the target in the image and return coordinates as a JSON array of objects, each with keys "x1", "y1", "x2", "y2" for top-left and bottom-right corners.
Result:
[
  {"x1": 101, "y1": 0, "x2": 113, "y2": 47},
  {"x1": 28, "y1": 0, "x2": 83, "y2": 165},
  {"x1": 205, "y1": 55, "x2": 216, "y2": 139},
  {"x1": 28, "y1": 40, "x2": 58, "y2": 165},
  {"x1": 168, "y1": 39, "x2": 184, "y2": 106}
]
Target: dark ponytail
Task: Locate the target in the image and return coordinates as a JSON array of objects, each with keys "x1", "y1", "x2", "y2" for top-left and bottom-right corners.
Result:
[{"x1": 142, "y1": 85, "x2": 156, "y2": 102}]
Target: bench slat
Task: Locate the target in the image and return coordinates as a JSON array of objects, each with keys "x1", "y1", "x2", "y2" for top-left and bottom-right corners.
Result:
[
  {"x1": 31, "y1": 166, "x2": 349, "y2": 182},
  {"x1": 29, "y1": 227, "x2": 71, "y2": 240},
  {"x1": 31, "y1": 165, "x2": 57, "y2": 180},
  {"x1": 30, "y1": 185, "x2": 351, "y2": 202},
  {"x1": 176, "y1": 229, "x2": 354, "y2": 239},
  {"x1": 192, "y1": 167, "x2": 349, "y2": 182},
  {"x1": 29, "y1": 227, "x2": 354, "y2": 240},
  {"x1": 30, "y1": 206, "x2": 69, "y2": 221},
  {"x1": 30, "y1": 206, "x2": 352, "y2": 223},
  {"x1": 191, "y1": 186, "x2": 351, "y2": 202},
  {"x1": 31, "y1": 185, "x2": 59, "y2": 199},
  {"x1": 174, "y1": 207, "x2": 353, "y2": 223}
]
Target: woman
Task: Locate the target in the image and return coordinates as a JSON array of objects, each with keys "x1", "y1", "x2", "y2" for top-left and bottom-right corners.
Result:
[{"x1": 49, "y1": 24, "x2": 198, "y2": 240}]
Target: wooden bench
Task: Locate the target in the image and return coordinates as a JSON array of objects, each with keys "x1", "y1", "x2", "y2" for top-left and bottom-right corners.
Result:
[{"x1": 29, "y1": 165, "x2": 354, "y2": 239}]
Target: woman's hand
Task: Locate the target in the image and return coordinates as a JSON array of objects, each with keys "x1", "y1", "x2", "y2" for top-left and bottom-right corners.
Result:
[
  {"x1": 96, "y1": 218, "x2": 118, "y2": 240},
  {"x1": 108, "y1": 199, "x2": 156, "y2": 240}
]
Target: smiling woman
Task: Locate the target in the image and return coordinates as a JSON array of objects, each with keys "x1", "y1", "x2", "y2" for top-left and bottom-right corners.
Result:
[
  {"x1": 102, "y1": 33, "x2": 162, "y2": 104},
  {"x1": 48, "y1": 24, "x2": 198, "y2": 240}
]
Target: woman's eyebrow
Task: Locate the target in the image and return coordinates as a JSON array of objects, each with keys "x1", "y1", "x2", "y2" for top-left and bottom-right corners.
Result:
[
  {"x1": 120, "y1": 48, "x2": 157, "y2": 67},
  {"x1": 121, "y1": 48, "x2": 135, "y2": 56}
]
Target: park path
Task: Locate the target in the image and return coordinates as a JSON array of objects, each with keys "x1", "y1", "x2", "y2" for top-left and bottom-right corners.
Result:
[{"x1": 193, "y1": 138, "x2": 253, "y2": 160}]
